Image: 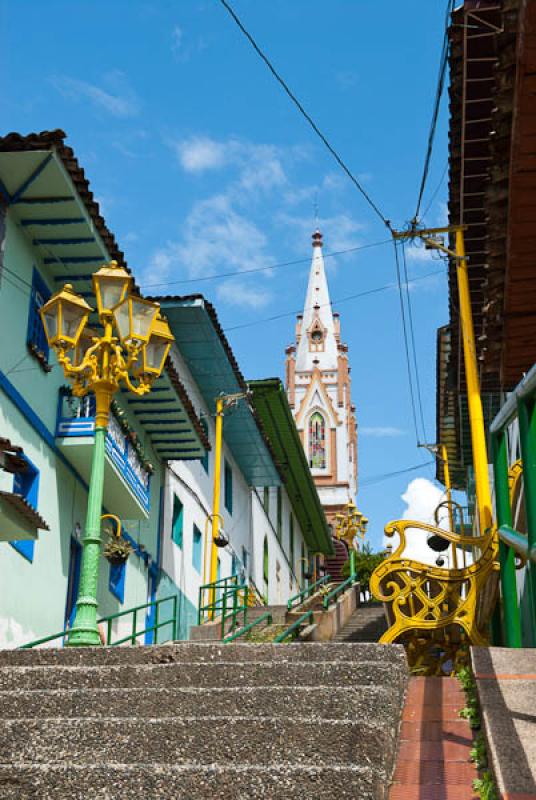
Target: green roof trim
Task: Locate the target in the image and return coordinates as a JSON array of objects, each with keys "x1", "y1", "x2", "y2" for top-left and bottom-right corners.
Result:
[{"x1": 248, "y1": 378, "x2": 334, "y2": 556}]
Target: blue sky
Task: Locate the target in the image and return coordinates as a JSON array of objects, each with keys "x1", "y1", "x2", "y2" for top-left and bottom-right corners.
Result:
[{"x1": 2, "y1": 1, "x2": 451, "y2": 551}]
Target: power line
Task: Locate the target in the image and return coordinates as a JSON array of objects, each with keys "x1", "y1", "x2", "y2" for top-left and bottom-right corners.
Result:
[
  {"x1": 401, "y1": 240, "x2": 427, "y2": 441},
  {"x1": 421, "y1": 162, "x2": 448, "y2": 221},
  {"x1": 216, "y1": 0, "x2": 392, "y2": 230},
  {"x1": 140, "y1": 237, "x2": 393, "y2": 290},
  {"x1": 224, "y1": 268, "x2": 443, "y2": 332},
  {"x1": 414, "y1": 0, "x2": 455, "y2": 221},
  {"x1": 360, "y1": 460, "x2": 435, "y2": 487},
  {"x1": 392, "y1": 239, "x2": 422, "y2": 447}
]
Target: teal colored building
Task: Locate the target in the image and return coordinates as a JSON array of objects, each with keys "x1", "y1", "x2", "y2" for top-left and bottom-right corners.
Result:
[{"x1": 0, "y1": 130, "x2": 209, "y2": 647}]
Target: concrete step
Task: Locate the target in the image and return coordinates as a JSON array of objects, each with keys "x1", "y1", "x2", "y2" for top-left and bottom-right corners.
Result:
[
  {"x1": 0, "y1": 763, "x2": 382, "y2": 800},
  {"x1": 334, "y1": 605, "x2": 388, "y2": 643},
  {"x1": 0, "y1": 716, "x2": 395, "y2": 770},
  {"x1": 472, "y1": 646, "x2": 536, "y2": 798},
  {"x1": 1, "y1": 641, "x2": 405, "y2": 667},
  {"x1": 0, "y1": 660, "x2": 405, "y2": 693},
  {"x1": 0, "y1": 683, "x2": 400, "y2": 723}
]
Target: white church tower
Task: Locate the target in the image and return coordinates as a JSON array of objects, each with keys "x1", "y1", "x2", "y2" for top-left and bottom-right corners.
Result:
[{"x1": 285, "y1": 230, "x2": 358, "y2": 530}]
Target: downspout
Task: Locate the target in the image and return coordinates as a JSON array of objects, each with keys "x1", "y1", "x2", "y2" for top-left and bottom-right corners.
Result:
[{"x1": 145, "y1": 461, "x2": 166, "y2": 644}]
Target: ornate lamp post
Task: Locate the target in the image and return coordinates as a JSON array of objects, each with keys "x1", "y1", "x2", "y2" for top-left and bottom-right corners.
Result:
[
  {"x1": 335, "y1": 501, "x2": 368, "y2": 576},
  {"x1": 40, "y1": 261, "x2": 174, "y2": 646}
]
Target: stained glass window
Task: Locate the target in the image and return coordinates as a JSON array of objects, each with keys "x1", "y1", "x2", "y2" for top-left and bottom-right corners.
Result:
[{"x1": 309, "y1": 411, "x2": 326, "y2": 469}]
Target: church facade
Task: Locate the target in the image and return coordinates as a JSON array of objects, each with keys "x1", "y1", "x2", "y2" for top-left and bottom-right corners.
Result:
[{"x1": 285, "y1": 230, "x2": 358, "y2": 531}]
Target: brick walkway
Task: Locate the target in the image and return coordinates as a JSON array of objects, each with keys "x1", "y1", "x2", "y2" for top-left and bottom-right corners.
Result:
[{"x1": 389, "y1": 676, "x2": 479, "y2": 800}]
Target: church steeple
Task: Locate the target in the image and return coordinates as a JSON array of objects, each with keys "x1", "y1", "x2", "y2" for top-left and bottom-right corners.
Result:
[
  {"x1": 295, "y1": 230, "x2": 338, "y2": 373},
  {"x1": 285, "y1": 229, "x2": 358, "y2": 531}
]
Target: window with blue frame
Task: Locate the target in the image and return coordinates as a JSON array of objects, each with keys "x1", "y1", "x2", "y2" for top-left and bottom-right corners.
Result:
[
  {"x1": 200, "y1": 417, "x2": 209, "y2": 473},
  {"x1": 27, "y1": 268, "x2": 51, "y2": 365},
  {"x1": 171, "y1": 495, "x2": 184, "y2": 547},
  {"x1": 9, "y1": 454, "x2": 40, "y2": 562},
  {"x1": 109, "y1": 561, "x2": 126, "y2": 603},
  {"x1": 192, "y1": 524, "x2": 202, "y2": 573},
  {"x1": 224, "y1": 459, "x2": 233, "y2": 514}
]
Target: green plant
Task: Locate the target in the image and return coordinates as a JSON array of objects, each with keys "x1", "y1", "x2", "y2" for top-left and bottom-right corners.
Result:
[
  {"x1": 470, "y1": 732, "x2": 488, "y2": 770},
  {"x1": 341, "y1": 543, "x2": 385, "y2": 591},
  {"x1": 103, "y1": 534, "x2": 134, "y2": 564},
  {"x1": 473, "y1": 771, "x2": 499, "y2": 800}
]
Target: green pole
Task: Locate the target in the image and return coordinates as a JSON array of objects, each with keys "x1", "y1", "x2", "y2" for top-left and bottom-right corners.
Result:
[
  {"x1": 350, "y1": 549, "x2": 356, "y2": 577},
  {"x1": 517, "y1": 398, "x2": 536, "y2": 626},
  {"x1": 492, "y1": 430, "x2": 521, "y2": 647},
  {"x1": 67, "y1": 425, "x2": 106, "y2": 647}
]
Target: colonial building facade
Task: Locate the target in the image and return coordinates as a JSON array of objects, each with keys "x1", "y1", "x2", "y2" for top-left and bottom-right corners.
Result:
[{"x1": 285, "y1": 230, "x2": 358, "y2": 530}]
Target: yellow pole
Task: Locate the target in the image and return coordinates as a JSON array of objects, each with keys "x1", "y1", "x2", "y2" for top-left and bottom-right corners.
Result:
[
  {"x1": 441, "y1": 444, "x2": 458, "y2": 569},
  {"x1": 455, "y1": 229, "x2": 493, "y2": 536},
  {"x1": 209, "y1": 397, "x2": 224, "y2": 617}
]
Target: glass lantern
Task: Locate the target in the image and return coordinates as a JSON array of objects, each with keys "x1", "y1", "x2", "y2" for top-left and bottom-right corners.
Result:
[
  {"x1": 40, "y1": 284, "x2": 93, "y2": 349},
  {"x1": 112, "y1": 294, "x2": 159, "y2": 346},
  {"x1": 141, "y1": 314, "x2": 174, "y2": 377},
  {"x1": 92, "y1": 261, "x2": 132, "y2": 315}
]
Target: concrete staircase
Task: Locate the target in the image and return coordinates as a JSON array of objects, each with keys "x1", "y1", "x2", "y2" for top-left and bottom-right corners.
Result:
[
  {"x1": 334, "y1": 601, "x2": 388, "y2": 643},
  {"x1": 0, "y1": 642, "x2": 408, "y2": 799}
]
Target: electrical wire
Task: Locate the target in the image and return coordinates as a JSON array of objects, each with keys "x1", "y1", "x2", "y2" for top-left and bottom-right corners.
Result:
[
  {"x1": 414, "y1": 0, "x2": 455, "y2": 221},
  {"x1": 224, "y1": 268, "x2": 444, "y2": 332},
  {"x1": 392, "y1": 239, "x2": 422, "y2": 447},
  {"x1": 140, "y1": 237, "x2": 393, "y2": 290},
  {"x1": 421, "y1": 162, "x2": 448, "y2": 221},
  {"x1": 360, "y1": 460, "x2": 435, "y2": 487},
  {"x1": 216, "y1": 0, "x2": 392, "y2": 230},
  {"x1": 401, "y1": 240, "x2": 427, "y2": 442}
]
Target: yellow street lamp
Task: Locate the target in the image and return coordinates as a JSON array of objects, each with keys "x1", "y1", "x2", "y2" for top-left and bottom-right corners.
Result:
[{"x1": 40, "y1": 261, "x2": 174, "y2": 647}]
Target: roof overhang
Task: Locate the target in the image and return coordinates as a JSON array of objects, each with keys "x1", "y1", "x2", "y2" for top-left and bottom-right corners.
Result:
[
  {"x1": 248, "y1": 378, "x2": 334, "y2": 555},
  {"x1": 0, "y1": 131, "x2": 207, "y2": 462},
  {"x1": 154, "y1": 296, "x2": 281, "y2": 486}
]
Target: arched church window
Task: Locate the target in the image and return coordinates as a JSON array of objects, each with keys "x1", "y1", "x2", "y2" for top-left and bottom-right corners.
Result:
[
  {"x1": 310, "y1": 327, "x2": 324, "y2": 352},
  {"x1": 309, "y1": 411, "x2": 326, "y2": 469}
]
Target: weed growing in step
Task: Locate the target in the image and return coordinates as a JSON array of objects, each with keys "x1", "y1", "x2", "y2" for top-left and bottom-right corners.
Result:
[
  {"x1": 456, "y1": 665, "x2": 500, "y2": 800},
  {"x1": 473, "y1": 771, "x2": 499, "y2": 800}
]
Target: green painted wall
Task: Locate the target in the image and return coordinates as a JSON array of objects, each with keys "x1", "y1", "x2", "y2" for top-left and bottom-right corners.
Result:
[
  {"x1": 0, "y1": 210, "x2": 162, "y2": 647},
  {"x1": 157, "y1": 570, "x2": 197, "y2": 641}
]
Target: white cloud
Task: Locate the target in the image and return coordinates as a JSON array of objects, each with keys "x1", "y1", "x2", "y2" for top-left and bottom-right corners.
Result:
[
  {"x1": 171, "y1": 136, "x2": 287, "y2": 194},
  {"x1": 277, "y1": 211, "x2": 365, "y2": 260},
  {"x1": 405, "y1": 244, "x2": 436, "y2": 263},
  {"x1": 402, "y1": 477, "x2": 444, "y2": 524},
  {"x1": 217, "y1": 279, "x2": 272, "y2": 309},
  {"x1": 51, "y1": 71, "x2": 140, "y2": 118},
  {"x1": 144, "y1": 194, "x2": 273, "y2": 309},
  {"x1": 360, "y1": 426, "x2": 405, "y2": 438},
  {"x1": 175, "y1": 136, "x2": 228, "y2": 172}
]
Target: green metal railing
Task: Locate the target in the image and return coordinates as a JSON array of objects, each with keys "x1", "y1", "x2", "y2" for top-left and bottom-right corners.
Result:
[
  {"x1": 491, "y1": 362, "x2": 536, "y2": 647},
  {"x1": 287, "y1": 574, "x2": 331, "y2": 611},
  {"x1": 20, "y1": 595, "x2": 178, "y2": 649},
  {"x1": 223, "y1": 612, "x2": 273, "y2": 643},
  {"x1": 198, "y1": 574, "x2": 249, "y2": 639},
  {"x1": 274, "y1": 610, "x2": 314, "y2": 643},
  {"x1": 322, "y1": 573, "x2": 359, "y2": 610}
]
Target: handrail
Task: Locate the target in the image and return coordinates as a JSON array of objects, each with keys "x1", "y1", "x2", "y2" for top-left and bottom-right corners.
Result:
[
  {"x1": 490, "y1": 361, "x2": 536, "y2": 434},
  {"x1": 20, "y1": 595, "x2": 178, "y2": 649},
  {"x1": 322, "y1": 573, "x2": 358, "y2": 609},
  {"x1": 287, "y1": 574, "x2": 331, "y2": 611},
  {"x1": 274, "y1": 610, "x2": 314, "y2": 643},
  {"x1": 498, "y1": 525, "x2": 536, "y2": 565},
  {"x1": 197, "y1": 574, "x2": 249, "y2": 637},
  {"x1": 223, "y1": 612, "x2": 273, "y2": 643}
]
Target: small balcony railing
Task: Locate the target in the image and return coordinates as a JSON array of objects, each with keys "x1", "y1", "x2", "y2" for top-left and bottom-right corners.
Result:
[{"x1": 56, "y1": 392, "x2": 150, "y2": 513}]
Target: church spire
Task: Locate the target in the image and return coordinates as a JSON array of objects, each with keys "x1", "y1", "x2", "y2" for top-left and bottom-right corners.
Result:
[{"x1": 295, "y1": 229, "x2": 338, "y2": 372}]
